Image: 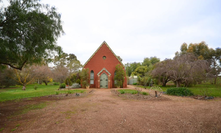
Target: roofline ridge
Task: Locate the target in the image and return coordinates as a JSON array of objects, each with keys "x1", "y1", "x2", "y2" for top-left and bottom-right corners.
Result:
[{"x1": 83, "y1": 41, "x2": 124, "y2": 67}]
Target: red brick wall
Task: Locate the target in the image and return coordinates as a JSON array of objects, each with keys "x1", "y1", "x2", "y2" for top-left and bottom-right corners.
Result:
[{"x1": 84, "y1": 43, "x2": 127, "y2": 88}]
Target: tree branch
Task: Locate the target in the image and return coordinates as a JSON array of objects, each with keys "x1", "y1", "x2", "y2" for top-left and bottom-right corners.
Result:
[{"x1": 0, "y1": 59, "x2": 28, "y2": 70}]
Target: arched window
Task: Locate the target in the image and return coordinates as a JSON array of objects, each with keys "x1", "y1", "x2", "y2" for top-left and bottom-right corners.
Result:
[
  {"x1": 114, "y1": 71, "x2": 117, "y2": 85},
  {"x1": 90, "y1": 70, "x2": 94, "y2": 84}
]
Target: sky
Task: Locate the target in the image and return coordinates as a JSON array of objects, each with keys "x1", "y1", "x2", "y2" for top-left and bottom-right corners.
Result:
[{"x1": 3, "y1": 0, "x2": 221, "y2": 65}]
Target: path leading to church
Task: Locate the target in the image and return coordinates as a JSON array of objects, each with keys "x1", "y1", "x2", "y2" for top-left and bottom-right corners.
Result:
[{"x1": 0, "y1": 86, "x2": 221, "y2": 133}]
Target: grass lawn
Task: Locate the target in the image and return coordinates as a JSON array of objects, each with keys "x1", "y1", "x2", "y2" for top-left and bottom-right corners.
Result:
[
  {"x1": 135, "y1": 83, "x2": 221, "y2": 97},
  {"x1": 118, "y1": 89, "x2": 149, "y2": 95},
  {"x1": 118, "y1": 89, "x2": 138, "y2": 94},
  {"x1": 0, "y1": 84, "x2": 85, "y2": 102}
]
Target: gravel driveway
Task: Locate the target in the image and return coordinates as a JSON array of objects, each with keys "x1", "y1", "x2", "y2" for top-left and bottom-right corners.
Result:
[{"x1": 0, "y1": 85, "x2": 220, "y2": 133}]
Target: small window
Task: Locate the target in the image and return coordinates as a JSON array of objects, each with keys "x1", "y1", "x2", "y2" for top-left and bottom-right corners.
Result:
[
  {"x1": 103, "y1": 56, "x2": 106, "y2": 60},
  {"x1": 90, "y1": 70, "x2": 94, "y2": 84}
]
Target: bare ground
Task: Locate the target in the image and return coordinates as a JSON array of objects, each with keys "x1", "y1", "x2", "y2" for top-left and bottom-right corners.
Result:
[{"x1": 0, "y1": 85, "x2": 221, "y2": 133}]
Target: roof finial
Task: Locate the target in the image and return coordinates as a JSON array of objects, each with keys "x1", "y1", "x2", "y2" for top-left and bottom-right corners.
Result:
[{"x1": 102, "y1": 41, "x2": 107, "y2": 44}]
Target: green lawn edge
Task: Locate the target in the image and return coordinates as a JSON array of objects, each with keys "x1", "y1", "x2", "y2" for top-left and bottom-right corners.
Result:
[{"x1": 0, "y1": 84, "x2": 86, "y2": 102}]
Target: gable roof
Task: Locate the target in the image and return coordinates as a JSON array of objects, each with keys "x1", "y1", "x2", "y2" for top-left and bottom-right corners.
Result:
[
  {"x1": 97, "y1": 68, "x2": 111, "y2": 76},
  {"x1": 83, "y1": 41, "x2": 124, "y2": 67}
]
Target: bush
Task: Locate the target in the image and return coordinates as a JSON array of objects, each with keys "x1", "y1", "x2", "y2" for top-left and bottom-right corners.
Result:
[
  {"x1": 56, "y1": 91, "x2": 59, "y2": 95},
  {"x1": 59, "y1": 83, "x2": 66, "y2": 88},
  {"x1": 65, "y1": 77, "x2": 72, "y2": 86},
  {"x1": 133, "y1": 83, "x2": 137, "y2": 85},
  {"x1": 166, "y1": 87, "x2": 193, "y2": 96},
  {"x1": 80, "y1": 68, "x2": 90, "y2": 88},
  {"x1": 53, "y1": 82, "x2": 59, "y2": 85},
  {"x1": 119, "y1": 90, "x2": 125, "y2": 94},
  {"x1": 114, "y1": 64, "x2": 125, "y2": 87},
  {"x1": 142, "y1": 92, "x2": 148, "y2": 95},
  {"x1": 132, "y1": 91, "x2": 137, "y2": 94},
  {"x1": 34, "y1": 85, "x2": 38, "y2": 90}
]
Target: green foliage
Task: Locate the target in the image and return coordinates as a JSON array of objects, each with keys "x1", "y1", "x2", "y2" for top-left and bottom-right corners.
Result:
[
  {"x1": 56, "y1": 90, "x2": 85, "y2": 95},
  {"x1": 166, "y1": 87, "x2": 194, "y2": 96},
  {"x1": 65, "y1": 77, "x2": 71, "y2": 86},
  {"x1": 0, "y1": 84, "x2": 86, "y2": 102},
  {"x1": 11, "y1": 128, "x2": 16, "y2": 131},
  {"x1": 0, "y1": 0, "x2": 64, "y2": 70},
  {"x1": 137, "y1": 76, "x2": 151, "y2": 86},
  {"x1": 142, "y1": 57, "x2": 160, "y2": 67},
  {"x1": 178, "y1": 42, "x2": 221, "y2": 84},
  {"x1": 0, "y1": 128, "x2": 4, "y2": 131},
  {"x1": 34, "y1": 85, "x2": 38, "y2": 90},
  {"x1": 118, "y1": 89, "x2": 138, "y2": 94},
  {"x1": 54, "y1": 53, "x2": 82, "y2": 73},
  {"x1": 120, "y1": 90, "x2": 125, "y2": 94},
  {"x1": 65, "y1": 72, "x2": 81, "y2": 85},
  {"x1": 125, "y1": 62, "x2": 141, "y2": 76},
  {"x1": 133, "y1": 83, "x2": 137, "y2": 85},
  {"x1": 56, "y1": 91, "x2": 59, "y2": 95},
  {"x1": 0, "y1": 68, "x2": 16, "y2": 88},
  {"x1": 132, "y1": 66, "x2": 148, "y2": 77},
  {"x1": 142, "y1": 92, "x2": 148, "y2": 95},
  {"x1": 150, "y1": 85, "x2": 163, "y2": 92},
  {"x1": 53, "y1": 82, "x2": 59, "y2": 85},
  {"x1": 114, "y1": 64, "x2": 126, "y2": 87},
  {"x1": 80, "y1": 68, "x2": 90, "y2": 88},
  {"x1": 59, "y1": 83, "x2": 66, "y2": 88}
]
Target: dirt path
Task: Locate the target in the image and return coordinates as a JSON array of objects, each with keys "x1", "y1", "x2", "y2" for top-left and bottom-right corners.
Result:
[{"x1": 0, "y1": 86, "x2": 221, "y2": 133}]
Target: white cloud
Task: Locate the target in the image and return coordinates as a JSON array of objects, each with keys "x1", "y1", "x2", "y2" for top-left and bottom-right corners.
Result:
[{"x1": 41, "y1": 0, "x2": 221, "y2": 64}]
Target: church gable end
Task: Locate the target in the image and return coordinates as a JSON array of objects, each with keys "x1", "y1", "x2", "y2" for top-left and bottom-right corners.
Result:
[
  {"x1": 83, "y1": 41, "x2": 123, "y2": 67},
  {"x1": 83, "y1": 41, "x2": 127, "y2": 88}
]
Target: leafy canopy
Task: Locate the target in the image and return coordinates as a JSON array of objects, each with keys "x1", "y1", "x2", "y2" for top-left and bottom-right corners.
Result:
[
  {"x1": 0, "y1": 0, "x2": 64, "y2": 70},
  {"x1": 114, "y1": 64, "x2": 126, "y2": 87}
]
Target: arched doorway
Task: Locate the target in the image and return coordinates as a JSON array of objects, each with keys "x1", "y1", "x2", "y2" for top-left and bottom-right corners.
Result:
[{"x1": 100, "y1": 73, "x2": 108, "y2": 88}]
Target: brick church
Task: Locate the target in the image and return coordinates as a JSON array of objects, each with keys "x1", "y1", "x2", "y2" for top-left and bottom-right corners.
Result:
[{"x1": 83, "y1": 41, "x2": 127, "y2": 88}]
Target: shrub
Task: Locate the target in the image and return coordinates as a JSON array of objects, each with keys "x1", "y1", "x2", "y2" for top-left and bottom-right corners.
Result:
[
  {"x1": 53, "y1": 82, "x2": 59, "y2": 85},
  {"x1": 132, "y1": 91, "x2": 137, "y2": 94},
  {"x1": 114, "y1": 64, "x2": 126, "y2": 87},
  {"x1": 166, "y1": 87, "x2": 194, "y2": 96},
  {"x1": 59, "y1": 83, "x2": 66, "y2": 88},
  {"x1": 119, "y1": 90, "x2": 125, "y2": 94},
  {"x1": 142, "y1": 92, "x2": 148, "y2": 95},
  {"x1": 34, "y1": 85, "x2": 38, "y2": 90},
  {"x1": 65, "y1": 77, "x2": 72, "y2": 86},
  {"x1": 68, "y1": 91, "x2": 72, "y2": 94},
  {"x1": 133, "y1": 83, "x2": 137, "y2": 85},
  {"x1": 80, "y1": 68, "x2": 90, "y2": 88},
  {"x1": 56, "y1": 92, "x2": 59, "y2": 95}
]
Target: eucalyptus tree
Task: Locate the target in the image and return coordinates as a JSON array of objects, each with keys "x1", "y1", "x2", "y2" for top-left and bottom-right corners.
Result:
[
  {"x1": 177, "y1": 41, "x2": 221, "y2": 84},
  {"x1": 53, "y1": 53, "x2": 82, "y2": 74},
  {"x1": 0, "y1": 0, "x2": 64, "y2": 70},
  {"x1": 125, "y1": 62, "x2": 141, "y2": 76}
]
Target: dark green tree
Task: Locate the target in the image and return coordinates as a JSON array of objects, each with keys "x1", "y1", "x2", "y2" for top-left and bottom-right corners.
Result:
[
  {"x1": 132, "y1": 66, "x2": 148, "y2": 77},
  {"x1": 0, "y1": 0, "x2": 64, "y2": 70},
  {"x1": 0, "y1": 67, "x2": 16, "y2": 88},
  {"x1": 114, "y1": 64, "x2": 126, "y2": 88},
  {"x1": 177, "y1": 42, "x2": 221, "y2": 84},
  {"x1": 80, "y1": 68, "x2": 90, "y2": 88},
  {"x1": 125, "y1": 62, "x2": 141, "y2": 76},
  {"x1": 142, "y1": 57, "x2": 160, "y2": 67}
]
